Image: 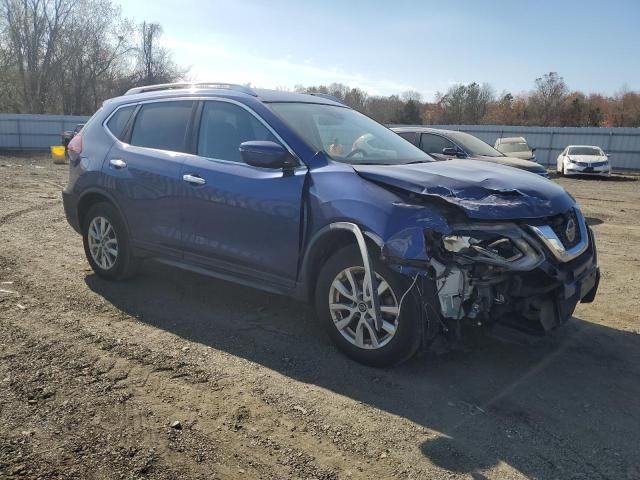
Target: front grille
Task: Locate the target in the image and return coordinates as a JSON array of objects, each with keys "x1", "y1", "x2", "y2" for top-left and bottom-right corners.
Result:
[
  {"x1": 575, "y1": 161, "x2": 606, "y2": 167},
  {"x1": 548, "y1": 208, "x2": 581, "y2": 249}
]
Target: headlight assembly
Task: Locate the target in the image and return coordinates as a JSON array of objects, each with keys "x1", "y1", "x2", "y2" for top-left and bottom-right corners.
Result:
[{"x1": 440, "y1": 224, "x2": 544, "y2": 271}]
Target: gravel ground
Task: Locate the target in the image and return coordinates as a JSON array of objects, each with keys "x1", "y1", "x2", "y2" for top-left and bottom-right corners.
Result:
[{"x1": 0, "y1": 154, "x2": 639, "y2": 480}]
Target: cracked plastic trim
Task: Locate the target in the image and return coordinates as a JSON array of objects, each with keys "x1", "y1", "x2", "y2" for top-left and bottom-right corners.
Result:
[
  {"x1": 527, "y1": 209, "x2": 589, "y2": 263},
  {"x1": 445, "y1": 223, "x2": 546, "y2": 271},
  {"x1": 329, "y1": 222, "x2": 383, "y2": 331}
]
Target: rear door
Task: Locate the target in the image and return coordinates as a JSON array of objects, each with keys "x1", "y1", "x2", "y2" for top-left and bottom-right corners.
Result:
[
  {"x1": 104, "y1": 100, "x2": 196, "y2": 256},
  {"x1": 180, "y1": 99, "x2": 306, "y2": 288}
]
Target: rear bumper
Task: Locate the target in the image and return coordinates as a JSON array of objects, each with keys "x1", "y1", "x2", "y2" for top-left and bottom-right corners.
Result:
[{"x1": 62, "y1": 190, "x2": 81, "y2": 234}]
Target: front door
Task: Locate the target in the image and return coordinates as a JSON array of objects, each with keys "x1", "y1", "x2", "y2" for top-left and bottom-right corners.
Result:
[
  {"x1": 420, "y1": 133, "x2": 458, "y2": 160},
  {"x1": 180, "y1": 100, "x2": 306, "y2": 288}
]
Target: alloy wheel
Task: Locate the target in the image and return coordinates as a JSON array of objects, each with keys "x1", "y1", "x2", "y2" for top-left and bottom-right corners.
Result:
[
  {"x1": 87, "y1": 216, "x2": 118, "y2": 270},
  {"x1": 328, "y1": 266, "x2": 399, "y2": 350}
]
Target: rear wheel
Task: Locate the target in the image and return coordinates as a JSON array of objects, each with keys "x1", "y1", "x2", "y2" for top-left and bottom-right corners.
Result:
[
  {"x1": 82, "y1": 202, "x2": 139, "y2": 280},
  {"x1": 315, "y1": 245, "x2": 422, "y2": 367}
]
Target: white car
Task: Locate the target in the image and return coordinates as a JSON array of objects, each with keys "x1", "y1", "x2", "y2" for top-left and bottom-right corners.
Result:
[
  {"x1": 557, "y1": 145, "x2": 611, "y2": 177},
  {"x1": 494, "y1": 136, "x2": 536, "y2": 161}
]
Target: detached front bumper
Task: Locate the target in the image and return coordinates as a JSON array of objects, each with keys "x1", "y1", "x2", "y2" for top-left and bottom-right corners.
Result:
[{"x1": 507, "y1": 228, "x2": 599, "y2": 333}]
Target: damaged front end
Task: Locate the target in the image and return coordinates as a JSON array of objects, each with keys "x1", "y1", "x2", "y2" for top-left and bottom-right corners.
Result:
[{"x1": 381, "y1": 206, "x2": 599, "y2": 346}]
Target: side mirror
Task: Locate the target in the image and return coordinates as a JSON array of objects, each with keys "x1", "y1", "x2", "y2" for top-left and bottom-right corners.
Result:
[
  {"x1": 239, "y1": 141, "x2": 295, "y2": 169},
  {"x1": 531, "y1": 147, "x2": 537, "y2": 152},
  {"x1": 605, "y1": 153, "x2": 612, "y2": 158},
  {"x1": 442, "y1": 147, "x2": 460, "y2": 157}
]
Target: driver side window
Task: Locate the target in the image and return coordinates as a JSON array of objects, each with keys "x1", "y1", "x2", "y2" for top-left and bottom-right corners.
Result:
[
  {"x1": 420, "y1": 134, "x2": 455, "y2": 155},
  {"x1": 197, "y1": 101, "x2": 279, "y2": 163}
]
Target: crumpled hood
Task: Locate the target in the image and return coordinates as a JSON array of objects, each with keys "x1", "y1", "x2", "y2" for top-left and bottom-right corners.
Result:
[{"x1": 353, "y1": 160, "x2": 574, "y2": 220}]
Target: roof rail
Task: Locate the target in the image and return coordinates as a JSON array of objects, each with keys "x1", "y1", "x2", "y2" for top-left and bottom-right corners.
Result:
[
  {"x1": 308, "y1": 92, "x2": 345, "y2": 105},
  {"x1": 124, "y1": 82, "x2": 257, "y2": 97}
]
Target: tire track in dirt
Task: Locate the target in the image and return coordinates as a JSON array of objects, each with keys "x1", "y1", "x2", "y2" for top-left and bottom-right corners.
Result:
[
  {"x1": 1, "y1": 295, "x2": 400, "y2": 480},
  {"x1": 0, "y1": 201, "x2": 58, "y2": 227}
]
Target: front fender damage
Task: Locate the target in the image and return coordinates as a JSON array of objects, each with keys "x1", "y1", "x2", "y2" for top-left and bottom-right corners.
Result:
[{"x1": 379, "y1": 224, "x2": 472, "y2": 347}]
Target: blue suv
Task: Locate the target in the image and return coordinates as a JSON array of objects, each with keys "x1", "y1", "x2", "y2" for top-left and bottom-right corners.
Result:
[{"x1": 63, "y1": 83, "x2": 599, "y2": 366}]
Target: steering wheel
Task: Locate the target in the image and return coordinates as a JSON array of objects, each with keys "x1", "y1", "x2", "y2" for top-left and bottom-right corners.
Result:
[{"x1": 345, "y1": 148, "x2": 367, "y2": 159}]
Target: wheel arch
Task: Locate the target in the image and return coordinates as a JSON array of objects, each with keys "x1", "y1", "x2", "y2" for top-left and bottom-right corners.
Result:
[
  {"x1": 296, "y1": 223, "x2": 383, "y2": 303},
  {"x1": 77, "y1": 188, "x2": 128, "y2": 232}
]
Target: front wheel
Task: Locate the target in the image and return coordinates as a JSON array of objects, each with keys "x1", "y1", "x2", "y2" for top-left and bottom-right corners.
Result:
[
  {"x1": 82, "y1": 202, "x2": 139, "y2": 280},
  {"x1": 315, "y1": 246, "x2": 422, "y2": 367}
]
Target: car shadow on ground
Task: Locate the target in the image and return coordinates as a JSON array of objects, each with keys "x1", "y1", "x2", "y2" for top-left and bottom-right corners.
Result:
[
  {"x1": 86, "y1": 262, "x2": 640, "y2": 480},
  {"x1": 549, "y1": 171, "x2": 638, "y2": 182},
  {"x1": 567, "y1": 174, "x2": 637, "y2": 182},
  {"x1": 584, "y1": 216, "x2": 604, "y2": 226}
]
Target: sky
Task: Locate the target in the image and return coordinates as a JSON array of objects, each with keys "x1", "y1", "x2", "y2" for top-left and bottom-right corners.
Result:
[{"x1": 118, "y1": 0, "x2": 640, "y2": 100}]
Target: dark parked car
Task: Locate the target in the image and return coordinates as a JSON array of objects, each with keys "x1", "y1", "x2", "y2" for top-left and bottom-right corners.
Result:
[
  {"x1": 392, "y1": 127, "x2": 549, "y2": 177},
  {"x1": 62, "y1": 123, "x2": 84, "y2": 149},
  {"x1": 63, "y1": 83, "x2": 599, "y2": 366}
]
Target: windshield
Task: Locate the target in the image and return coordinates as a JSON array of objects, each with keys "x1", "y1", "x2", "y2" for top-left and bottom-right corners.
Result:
[
  {"x1": 498, "y1": 142, "x2": 530, "y2": 153},
  {"x1": 449, "y1": 132, "x2": 504, "y2": 157},
  {"x1": 268, "y1": 103, "x2": 433, "y2": 165},
  {"x1": 568, "y1": 146, "x2": 602, "y2": 156}
]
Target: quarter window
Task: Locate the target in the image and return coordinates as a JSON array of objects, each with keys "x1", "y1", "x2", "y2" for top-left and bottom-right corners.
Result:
[
  {"x1": 197, "y1": 101, "x2": 279, "y2": 162},
  {"x1": 396, "y1": 132, "x2": 418, "y2": 145},
  {"x1": 106, "y1": 106, "x2": 136, "y2": 141},
  {"x1": 130, "y1": 101, "x2": 194, "y2": 153},
  {"x1": 420, "y1": 134, "x2": 455, "y2": 154}
]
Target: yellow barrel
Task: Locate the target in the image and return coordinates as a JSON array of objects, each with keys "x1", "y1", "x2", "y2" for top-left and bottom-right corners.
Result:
[{"x1": 50, "y1": 145, "x2": 67, "y2": 164}]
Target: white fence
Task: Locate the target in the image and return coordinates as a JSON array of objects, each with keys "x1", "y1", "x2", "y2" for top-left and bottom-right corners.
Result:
[
  {"x1": 0, "y1": 113, "x2": 90, "y2": 150},
  {"x1": 427, "y1": 124, "x2": 640, "y2": 171},
  {"x1": 1, "y1": 114, "x2": 639, "y2": 171}
]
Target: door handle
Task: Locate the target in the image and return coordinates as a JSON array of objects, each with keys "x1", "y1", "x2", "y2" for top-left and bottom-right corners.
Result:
[
  {"x1": 183, "y1": 174, "x2": 206, "y2": 186},
  {"x1": 109, "y1": 159, "x2": 127, "y2": 169}
]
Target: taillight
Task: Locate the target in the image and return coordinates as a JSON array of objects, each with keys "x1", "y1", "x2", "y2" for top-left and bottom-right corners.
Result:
[{"x1": 68, "y1": 134, "x2": 83, "y2": 156}]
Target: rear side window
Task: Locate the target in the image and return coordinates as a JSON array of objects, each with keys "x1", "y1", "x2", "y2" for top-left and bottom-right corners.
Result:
[
  {"x1": 420, "y1": 133, "x2": 455, "y2": 154},
  {"x1": 396, "y1": 131, "x2": 418, "y2": 145},
  {"x1": 197, "y1": 101, "x2": 278, "y2": 162},
  {"x1": 106, "y1": 106, "x2": 136, "y2": 140},
  {"x1": 130, "y1": 101, "x2": 194, "y2": 152}
]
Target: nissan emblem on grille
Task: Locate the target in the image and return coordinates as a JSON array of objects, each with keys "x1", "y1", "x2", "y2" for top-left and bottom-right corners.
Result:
[{"x1": 565, "y1": 218, "x2": 577, "y2": 243}]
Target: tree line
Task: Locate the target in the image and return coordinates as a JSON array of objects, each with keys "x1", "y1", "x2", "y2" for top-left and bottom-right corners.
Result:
[
  {"x1": 298, "y1": 73, "x2": 640, "y2": 128},
  {"x1": 1, "y1": 1, "x2": 638, "y2": 127},
  {"x1": 0, "y1": 0, "x2": 184, "y2": 115}
]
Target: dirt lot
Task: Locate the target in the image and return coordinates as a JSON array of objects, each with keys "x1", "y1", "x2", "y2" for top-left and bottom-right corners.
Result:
[{"x1": 1, "y1": 154, "x2": 639, "y2": 480}]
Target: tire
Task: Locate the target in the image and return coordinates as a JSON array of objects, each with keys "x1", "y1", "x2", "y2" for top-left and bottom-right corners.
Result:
[
  {"x1": 315, "y1": 245, "x2": 423, "y2": 367},
  {"x1": 82, "y1": 202, "x2": 139, "y2": 281}
]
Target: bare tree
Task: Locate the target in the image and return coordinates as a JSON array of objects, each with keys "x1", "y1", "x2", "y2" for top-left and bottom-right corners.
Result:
[
  {"x1": 0, "y1": 0, "x2": 77, "y2": 112},
  {"x1": 133, "y1": 21, "x2": 185, "y2": 86},
  {"x1": 58, "y1": 0, "x2": 133, "y2": 114},
  {"x1": 530, "y1": 72, "x2": 568, "y2": 126},
  {"x1": 401, "y1": 90, "x2": 422, "y2": 102}
]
